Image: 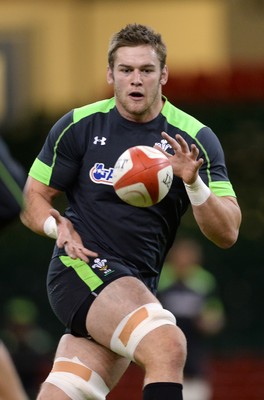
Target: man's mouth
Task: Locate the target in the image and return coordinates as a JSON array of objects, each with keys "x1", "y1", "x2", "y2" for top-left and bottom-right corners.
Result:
[{"x1": 129, "y1": 92, "x2": 144, "y2": 98}]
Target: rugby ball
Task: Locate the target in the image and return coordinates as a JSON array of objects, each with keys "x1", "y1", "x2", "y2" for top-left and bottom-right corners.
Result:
[{"x1": 112, "y1": 145, "x2": 173, "y2": 207}]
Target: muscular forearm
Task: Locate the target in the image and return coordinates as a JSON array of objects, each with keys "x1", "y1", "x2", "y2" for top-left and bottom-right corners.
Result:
[
  {"x1": 20, "y1": 177, "x2": 60, "y2": 236},
  {"x1": 192, "y1": 195, "x2": 241, "y2": 248},
  {"x1": 20, "y1": 193, "x2": 54, "y2": 236}
]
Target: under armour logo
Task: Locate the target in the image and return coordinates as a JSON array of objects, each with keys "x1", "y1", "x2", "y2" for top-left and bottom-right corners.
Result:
[{"x1": 93, "y1": 136, "x2": 107, "y2": 145}]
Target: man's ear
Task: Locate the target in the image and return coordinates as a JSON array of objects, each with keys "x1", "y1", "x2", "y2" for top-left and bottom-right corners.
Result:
[
  {"x1": 160, "y1": 65, "x2": 168, "y2": 86},
  {"x1": 107, "y1": 66, "x2": 114, "y2": 84}
]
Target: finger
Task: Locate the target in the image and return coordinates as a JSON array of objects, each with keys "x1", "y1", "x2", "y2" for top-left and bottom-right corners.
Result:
[
  {"x1": 73, "y1": 248, "x2": 88, "y2": 262},
  {"x1": 161, "y1": 132, "x2": 180, "y2": 152},
  {"x1": 175, "y1": 134, "x2": 190, "y2": 153},
  {"x1": 56, "y1": 233, "x2": 69, "y2": 248},
  {"x1": 153, "y1": 144, "x2": 172, "y2": 158},
  {"x1": 161, "y1": 131, "x2": 175, "y2": 144},
  {"x1": 190, "y1": 144, "x2": 202, "y2": 161},
  {"x1": 82, "y1": 248, "x2": 98, "y2": 258},
  {"x1": 190, "y1": 143, "x2": 198, "y2": 156},
  {"x1": 63, "y1": 242, "x2": 98, "y2": 262},
  {"x1": 197, "y1": 158, "x2": 204, "y2": 168},
  {"x1": 63, "y1": 242, "x2": 80, "y2": 260},
  {"x1": 49, "y1": 208, "x2": 62, "y2": 223}
]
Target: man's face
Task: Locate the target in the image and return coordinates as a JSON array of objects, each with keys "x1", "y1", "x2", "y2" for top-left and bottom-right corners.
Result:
[{"x1": 107, "y1": 45, "x2": 168, "y2": 122}]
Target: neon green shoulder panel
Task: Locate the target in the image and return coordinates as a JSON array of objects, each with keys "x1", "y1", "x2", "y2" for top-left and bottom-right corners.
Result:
[
  {"x1": 162, "y1": 99, "x2": 236, "y2": 198},
  {"x1": 29, "y1": 98, "x2": 116, "y2": 185},
  {"x1": 73, "y1": 98, "x2": 116, "y2": 123},
  {"x1": 161, "y1": 99, "x2": 205, "y2": 138}
]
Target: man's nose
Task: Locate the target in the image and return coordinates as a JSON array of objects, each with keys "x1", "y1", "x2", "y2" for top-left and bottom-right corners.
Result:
[{"x1": 131, "y1": 70, "x2": 143, "y2": 85}]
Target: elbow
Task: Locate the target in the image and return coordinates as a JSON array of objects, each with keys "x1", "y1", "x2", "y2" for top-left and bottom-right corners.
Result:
[
  {"x1": 214, "y1": 227, "x2": 240, "y2": 249},
  {"x1": 218, "y1": 211, "x2": 242, "y2": 249},
  {"x1": 20, "y1": 210, "x2": 26, "y2": 227},
  {"x1": 20, "y1": 208, "x2": 30, "y2": 229}
]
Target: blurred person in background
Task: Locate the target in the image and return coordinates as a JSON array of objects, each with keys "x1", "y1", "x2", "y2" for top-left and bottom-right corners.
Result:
[
  {"x1": 0, "y1": 136, "x2": 26, "y2": 228},
  {"x1": 158, "y1": 238, "x2": 225, "y2": 400},
  {"x1": 0, "y1": 136, "x2": 28, "y2": 399},
  {"x1": 1, "y1": 297, "x2": 55, "y2": 399}
]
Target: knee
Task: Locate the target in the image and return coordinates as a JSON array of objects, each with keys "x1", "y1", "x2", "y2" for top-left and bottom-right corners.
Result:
[
  {"x1": 135, "y1": 323, "x2": 187, "y2": 370},
  {"x1": 44, "y1": 357, "x2": 110, "y2": 400},
  {"x1": 165, "y1": 324, "x2": 187, "y2": 367},
  {"x1": 109, "y1": 302, "x2": 186, "y2": 367}
]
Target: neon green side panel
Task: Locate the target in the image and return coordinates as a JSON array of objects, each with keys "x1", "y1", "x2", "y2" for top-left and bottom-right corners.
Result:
[
  {"x1": 29, "y1": 158, "x2": 52, "y2": 185},
  {"x1": 161, "y1": 99, "x2": 205, "y2": 138},
  {"x1": 73, "y1": 98, "x2": 116, "y2": 123},
  {"x1": 209, "y1": 181, "x2": 236, "y2": 197},
  {"x1": 59, "y1": 256, "x2": 103, "y2": 291}
]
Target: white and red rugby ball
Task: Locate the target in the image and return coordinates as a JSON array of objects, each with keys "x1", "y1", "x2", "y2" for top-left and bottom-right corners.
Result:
[{"x1": 112, "y1": 145, "x2": 173, "y2": 207}]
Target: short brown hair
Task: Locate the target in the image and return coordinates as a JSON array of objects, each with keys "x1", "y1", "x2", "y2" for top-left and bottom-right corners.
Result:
[{"x1": 108, "y1": 23, "x2": 167, "y2": 70}]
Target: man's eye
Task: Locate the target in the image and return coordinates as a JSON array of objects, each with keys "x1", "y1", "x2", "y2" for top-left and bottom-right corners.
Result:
[{"x1": 143, "y1": 69, "x2": 154, "y2": 74}]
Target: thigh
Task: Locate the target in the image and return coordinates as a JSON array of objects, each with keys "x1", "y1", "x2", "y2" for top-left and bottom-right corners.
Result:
[
  {"x1": 86, "y1": 276, "x2": 186, "y2": 385},
  {"x1": 47, "y1": 254, "x2": 139, "y2": 334},
  {"x1": 50, "y1": 334, "x2": 130, "y2": 391},
  {"x1": 86, "y1": 276, "x2": 160, "y2": 348}
]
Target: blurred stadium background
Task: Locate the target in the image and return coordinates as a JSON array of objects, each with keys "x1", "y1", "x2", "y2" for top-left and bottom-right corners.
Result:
[{"x1": 0, "y1": 0, "x2": 263, "y2": 399}]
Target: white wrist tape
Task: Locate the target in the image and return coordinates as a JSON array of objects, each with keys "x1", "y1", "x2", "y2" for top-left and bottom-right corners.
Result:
[
  {"x1": 43, "y1": 216, "x2": 58, "y2": 239},
  {"x1": 184, "y1": 175, "x2": 211, "y2": 206}
]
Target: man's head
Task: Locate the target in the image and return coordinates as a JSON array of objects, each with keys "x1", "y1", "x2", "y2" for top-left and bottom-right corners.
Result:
[
  {"x1": 108, "y1": 24, "x2": 167, "y2": 71},
  {"x1": 168, "y1": 238, "x2": 203, "y2": 277},
  {"x1": 107, "y1": 24, "x2": 168, "y2": 122}
]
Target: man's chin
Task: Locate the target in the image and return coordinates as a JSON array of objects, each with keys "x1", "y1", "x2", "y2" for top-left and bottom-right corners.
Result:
[{"x1": 125, "y1": 103, "x2": 146, "y2": 116}]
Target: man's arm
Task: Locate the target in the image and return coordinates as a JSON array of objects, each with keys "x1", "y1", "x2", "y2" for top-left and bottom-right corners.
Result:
[
  {"x1": 156, "y1": 132, "x2": 242, "y2": 248},
  {"x1": 192, "y1": 194, "x2": 241, "y2": 248},
  {"x1": 20, "y1": 177, "x2": 61, "y2": 235},
  {"x1": 21, "y1": 176, "x2": 98, "y2": 261}
]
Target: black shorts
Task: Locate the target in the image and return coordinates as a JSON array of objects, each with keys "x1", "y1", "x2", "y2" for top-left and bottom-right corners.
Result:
[{"x1": 47, "y1": 253, "x2": 158, "y2": 338}]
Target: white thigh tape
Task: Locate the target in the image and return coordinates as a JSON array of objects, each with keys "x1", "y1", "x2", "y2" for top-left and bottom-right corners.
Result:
[
  {"x1": 110, "y1": 303, "x2": 176, "y2": 361},
  {"x1": 46, "y1": 356, "x2": 109, "y2": 400}
]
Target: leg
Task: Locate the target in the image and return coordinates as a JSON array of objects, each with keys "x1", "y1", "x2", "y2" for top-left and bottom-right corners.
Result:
[
  {"x1": 87, "y1": 276, "x2": 186, "y2": 398},
  {"x1": 0, "y1": 341, "x2": 29, "y2": 400},
  {"x1": 37, "y1": 334, "x2": 130, "y2": 400},
  {"x1": 39, "y1": 276, "x2": 186, "y2": 399}
]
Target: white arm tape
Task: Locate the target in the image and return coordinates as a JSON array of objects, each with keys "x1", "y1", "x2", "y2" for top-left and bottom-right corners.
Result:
[
  {"x1": 184, "y1": 175, "x2": 211, "y2": 206},
  {"x1": 43, "y1": 216, "x2": 58, "y2": 239}
]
